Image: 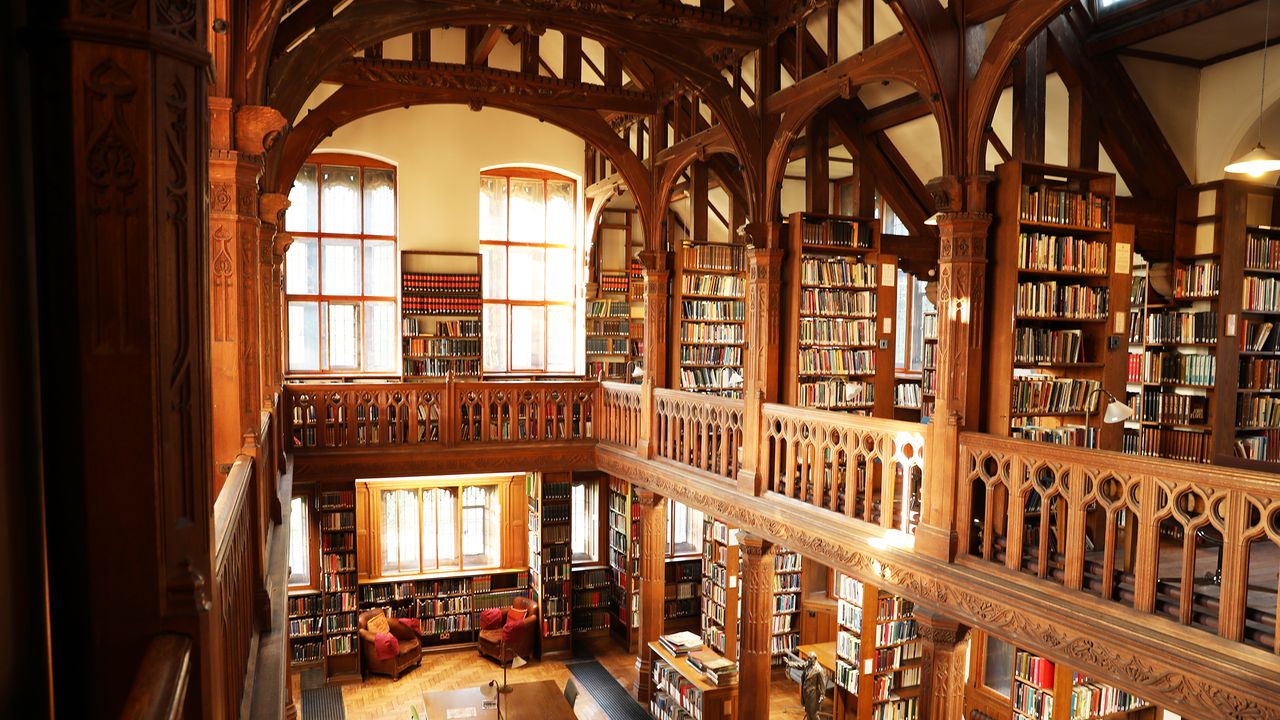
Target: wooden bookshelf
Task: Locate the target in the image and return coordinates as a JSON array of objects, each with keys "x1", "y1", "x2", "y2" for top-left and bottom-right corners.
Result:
[
  {"x1": 606, "y1": 477, "x2": 640, "y2": 651},
  {"x1": 921, "y1": 311, "x2": 938, "y2": 423},
  {"x1": 355, "y1": 571, "x2": 530, "y2": 651},
  {"x1": 664, "y1": 557, "x2": 702, "y2": 633},
  {"x1": 527, "y1": 472, "x2": 573, "y2": 657},
  {"x1": 318, "y1": 489, "x2": 360, "y2": 682},
  {"x1": 648, "y1": 641, "x2": 737, "y2": 720},
  {"x1": 700, "y1": 517, "x2": 740, "y2": 660},
  {"x1": 987, "y1": 161, "x2": 1129, "y2": 451},
  {"x1": 401, "y1": 251, "x2": 482, "y2": 380},
  {"x1": 629, "y1": 258, "x2": 646, "y2": 383},
  {"x1": 782, "y1": 212, "x2": 897, "y2": 417},
  {"x1": 585, "y1": 298, "x2": 630, "y2": 381},
  {"x1": 672, "y1": 241, "x2": 747, "y2": 398},
  {"x1": 571, "y1": 566, "x2": 612, "y2": 635},
  {"x1": 287, "y1": 592, "x2": 323, "y2": 668},
  {"x1": 834, "y1": 573, "x2": 922, "y2": 720},
  {"x1": 771, "y1": 548, "x2": 802, "y2": 665}
]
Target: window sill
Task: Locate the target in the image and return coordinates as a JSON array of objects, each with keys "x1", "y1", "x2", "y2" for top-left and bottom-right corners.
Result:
[{"x1": 572, "y1": 561, "x2": 608, "y2": 571}]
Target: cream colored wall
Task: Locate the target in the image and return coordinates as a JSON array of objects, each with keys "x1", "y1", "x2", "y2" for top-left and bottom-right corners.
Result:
[
  {"x1": 1197, "y1": 47, "x2": 1280, "y2": 183},
  {"x1": 315, "y1": 104, "x2": 586, "y2": 253}
]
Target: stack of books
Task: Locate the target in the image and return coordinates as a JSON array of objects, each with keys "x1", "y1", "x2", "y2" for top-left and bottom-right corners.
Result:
[
  {"x1": 659, "y1": 631, "x2": 704, "y2": 656},
  {"x1": 687, "y1": 649, "x2": 739, "y2": 686}
]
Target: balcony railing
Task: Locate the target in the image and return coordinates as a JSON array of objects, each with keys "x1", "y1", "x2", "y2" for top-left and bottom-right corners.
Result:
[
  {"x1": 958, "y1": 432, "x2": 1280, "y2": 653},
  {"x1": 281, "y1": 378, "x2": 1280, "y2": 663}
]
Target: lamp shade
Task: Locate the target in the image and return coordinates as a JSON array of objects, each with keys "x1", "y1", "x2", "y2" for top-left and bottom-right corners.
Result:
[
  {"x1": 1102, "y1": 400, "x2": 1135, "y2": 424},
  {"x1": 631, "y1": 364, "x2": 644, "y2": 379},
  {"x1": 1225, "y1": 144, "x2": 1280, "y2": 176}
]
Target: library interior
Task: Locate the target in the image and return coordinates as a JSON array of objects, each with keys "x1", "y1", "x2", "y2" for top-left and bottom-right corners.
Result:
[{"x1": 8, "y1": 1, "x2": 1280, "y2": 719}]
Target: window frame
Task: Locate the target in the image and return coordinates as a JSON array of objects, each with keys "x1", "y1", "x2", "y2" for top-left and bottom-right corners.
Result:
[
  {"x1": 284, "y1": 152, "x2": 400, "y2": 378},
  {"x1": 666, "y1": 500, "x2": 704, "y2": 558},
  {"x1": 287, "y1": 486, "x2": 320, "y2": 590},
  {"x1": 479, "y1": 166, "x2": 582, "y2": 376},
  {"x1": 895, "y1": 270, "x2": 934, "y2": 373},
  {"x1": 570, "y1": 477, "x2": 602, "y2": 565},
  {"x1": 359, "y1": 476, "x2": 514, "y2": 580}
]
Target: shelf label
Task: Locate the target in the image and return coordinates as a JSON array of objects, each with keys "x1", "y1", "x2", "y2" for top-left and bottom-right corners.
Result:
[
  {"x1": 728, "y1": 575, "x2": 737, "y2": 589},
  {"x1": 881, "y1": 262, "x2": 896, "y2": 287},
  {"x1": 1114, "y1": 311, "x2": 1124, "y2": 335},
  {"x1": 863, "y1": 658, "x2": 874, "y2": 674},
  {"x1": 1115, "y1": 242, "x2": 1131, "y2": 275},
  {"x1": 1227, "y1": 313, "x2": 1237, "y2": 337},
  {"x1": 882, "y1": 317, "x2": 893, "y2": 335}
]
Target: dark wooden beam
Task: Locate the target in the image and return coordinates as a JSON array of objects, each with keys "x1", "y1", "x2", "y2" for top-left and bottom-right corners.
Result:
[
  {"x1": 469, "y1": 26, "x2": 504, "y2": 66},
  {"x1": 1012, "y1": 30, "x2": 1047, "y2": 163},
  {"x1": 860, "y1": 94, "x2": 931, "y2": 134},
  {"x1": 765, "y1": 33, "x2": 919, "y2": 116},
  {"x1": 1087, "y1": 0, "x2": 1257, "y2": 55},
  {"x1": 324, "y1": 58, "x2": 659, "y2": 114},
  {"x1": 1067, "y1": 82, "x2": 1099, "y2": 169},
  {"x1": 691, "y1": 161, "x2": 709, "y2": 241},
  {"x1": 1113, "y1": 47, "x2": 1203, "y2": 67},
  {"x1": 274, "y1": 0, "x2": 341, "y2": 55},
  {"x1": 830, "y1": 103, "x2": 934, "y2": 240},
  {"x1": 563, "y1": 35, "x2": 582, "y2": 83},
  {"x1": 1200, "y1": 32, "x2": 1280, "y2": 67},
  {"x1": 412, "y1": 31, "x2": 431, "y2": 62},
  {"x1": 806, "y1": 113, "x2": 830, "y2": 213},
  {"x1": 987, "y1": 128, "x2": 1013, "y2": 163}
]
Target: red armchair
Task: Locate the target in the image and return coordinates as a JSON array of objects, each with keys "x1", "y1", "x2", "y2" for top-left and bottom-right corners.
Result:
[
  {"x1": 358, "y1": 609, "x2": 422, "y2": 679},
  {"x1": 478, "y1": 596, "x2": 539, "y2": 663}
]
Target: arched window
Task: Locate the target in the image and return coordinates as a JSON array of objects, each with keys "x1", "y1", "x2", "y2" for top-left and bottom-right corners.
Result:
[
  {"x1": 479, "y1": 167, "x2": 581, "y2": 374},
  {"x1": 283, "y1": 153, "x2": 399, "y2": 375}
]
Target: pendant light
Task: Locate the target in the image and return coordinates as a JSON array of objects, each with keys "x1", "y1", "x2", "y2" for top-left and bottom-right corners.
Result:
[{"x1": 1226, "y1": 0, "x2": 1280, "y2": 176}]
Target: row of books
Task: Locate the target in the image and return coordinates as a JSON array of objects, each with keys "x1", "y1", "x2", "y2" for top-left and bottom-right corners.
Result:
[
  {"x1": 1017, "y1": 233, "x2": 1108, "y2": 274},
  {"x1": 600, "y1": 272, "x2": 629, "y2": 294},
  {"x1": 1238, "y1": 395, "x2": 1280, "y2": 428},
  {"x1": 402, "y1": 272, "x2": 481, "y2": 296},
  {"x1": 774, "y1": 572, "x2": 801, "y2": 593},
  {"x1": 1173, "y1": 260, "x2": 1220, "y2": 298},
  {"x1": 679, "y1": 367, "x2": 743, "y2": 390},
  {"x1": 1125, "y1": 426, "x2": 1212, "y2": 463},
  {"x1": 289, "y1": 617, "x2": 322, "y2": 636},
  {"x1": 1015, "y1": 650, "x2": 1056, "y2": 689},
  {"x1": 895, "y1": 383, "x2": 922, "y2": 408},
  {"x1": 800, "y1": 288, "x2": 877, "y2": 317},
  {"x1": 1144, "y1": 310, "x2": 1217, "y2": 345},
  {"x1": 799, "y1": 348, "x2": 876, "y2": 376},
  {"x1": 320, "y1": 533, "x2": 353, "y2": 551},
  {"x1": 681, "y1": 300, "x2": 743, "y2": 321},
  {"x1": 586, "y1": 299, "x2": 630, "y2": 318},
  {"x1": 1240, "y1": 357, "x2": 1280, "y2": 389},
  {"x1": 687, "y1": 648, "x2": 739, "y2": 687},
  {"x1": 800, "y1": 317, "x2": 876, "y2": 347},
  {"x1": 1015, "y1": 282, "x2": 1108, "y2": 319},
  {"x1": 1129, "y1": 275, "x2": 1147, "y2": 305},
  {"x1": 290, "y1": 640, "x2": 322, "y2": 665},
  {"x1": 586, "y1": 319, "x2": 630, "y2": 335},
  {"x1": 877, "y1": 595, "x2": 914, "y2": 620},
  {"x1": 1014, "y1": 328, "x2": 1083, "y2": 365},
  {"x1": 875, "y1": 619, "x2": 916, "y2": 644},
  {"x1": 1246, "y1": 232, "x2": 1280, "y2": 270},
  {"x1": 416, "y1": 613, "x2": 473, "y2": 635},
  {"x1": 1135, "y1": 390, "x2": 1207, "y2": 425},
  {"x1": 800, "y1": 257, "x2": 877, "y2": 287},
  {"x1": 289, "y1": 595, "x2": 322, "y2": 618},
  {"x1": 1240, "y1": 319, "x2": 1278, "y2": 351},
  {"x1": 871, "y1": 699, "x2": 918, "y2": 720},
  {"x1": 799, "y1": 379, "x2": 874, "y2": 409},
  {"x1": 872, "y1": 640, "x2": 922, "y2": 671},
  {"x1": 586, "y1": 337, "x2": 629, "y2": 354},
  {"x1": 680, "y1": 322, "x2": 744, "y2": 344},
  {"x1": 1014, "y1": 682, "x2": 1055, "y2": 720},
  {"x1": 403, "y1": 358, "x2": 479, "y2": 377},
  {"x1": 318, "y1": 490, "x2": 355, "y2": 508},
  {"x1": 680, "y1": 345, "x2": 742, "y2": 366},
  {"x1": 1069, "y1": 674, "x2": 1149, "y2": 719},
  {"x1": 1012, "y1": 424, "x2": 1097, "y2": 449},
  {"x1": 1010, "y1": 377, "x2": 1101, "y2": 415},
  {"x1": 403, "y1": 296, "x2": 481, "y2": 315},
  {"x1": 320, "y1": 511, "x2": 355, "y2": 530},
  {"x1": 572, "y1": 609, "x2": 610, "y2": 631},
  {"x1": 1137, "y1": 351, "x2": 1216, "y2": 386},
  {"x1": 1235, "y1": 430, "x2": 1280, "y2": 461},
  {"x1": 403, "y1": 337, "x2": 479, "y2": 357},
  {"x1": 402, "y1": 318, "x2": 481, "y2": 338},
  {"x1": 321, "y1": 554, "x2": 354, "y2": 573},
  {"x1": 1020, "y1": 185, "x2": 1111, "y2": 229},
  {"x1": 799, "y1": 217, "x2": 870, "y2": 248},
  {"x1": 682, "y1": 274, "x2": 744, "y2": 297},
  {"x1": 684, "y1": 244, "x2": 745, "y2": 272},
  {"x1": 1242, "y1": 275, "x2": 1280, "y2": 312}
]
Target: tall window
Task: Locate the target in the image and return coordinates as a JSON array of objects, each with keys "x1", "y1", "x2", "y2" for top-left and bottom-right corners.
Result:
[
  {"x1": 895, "y1": 270, "x2": 934, "y2": 371},
  {"x1": 571, "y1": 478, "x2": 600, "y2": 563},
  {"x1": 285, "y1": 154, "x2": 399, "y2": 375},
  {"x1": 288, "y1": 495, "x2": 311, "y2": 587},
  {"x1": 479, "y1": 168, "x2": 580, "y2": 374},
  {"x1": 668, "y1": 501, "x2": 704, "y2": 556},
  {"x1": 371, "y1": 481, "x2": 502, "y2": 576}
]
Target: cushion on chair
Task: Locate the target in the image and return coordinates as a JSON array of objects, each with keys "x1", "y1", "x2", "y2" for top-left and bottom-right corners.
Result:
[
  {"x1": 480, "y1": 608, "x2": 506, "y2": 630},
  {"x1": 478, "y1": 628, "x2": 503, "y2": 643},
  {"x1": 366, "y1": 613, "x2": 390, "y2": 635},
  {"x1": 506, "y1": 607, "x2": 528, "y2": 623},
  {"x1": 501, "y1": 617, "x2": 525, "y2": 644},
  {"x1": 398, "y1": 617, "x2": 421, "y2": 634},
  {"x1": 373, "y1": 631, "x2": 399, "y2": 660}
]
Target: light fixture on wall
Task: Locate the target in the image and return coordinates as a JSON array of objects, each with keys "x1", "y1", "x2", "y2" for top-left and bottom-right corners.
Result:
[{"x1": 1225, "y1": 0, "x2": 1280, "y2": 176}]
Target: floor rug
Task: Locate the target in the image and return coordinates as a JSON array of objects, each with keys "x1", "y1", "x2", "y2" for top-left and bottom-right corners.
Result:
[
  {"x1": 566, "y1": 659, "x2": 650, "y2": 720},
  {"x1": 300, "y1": 686, "x2": 346, "y2": 720}
]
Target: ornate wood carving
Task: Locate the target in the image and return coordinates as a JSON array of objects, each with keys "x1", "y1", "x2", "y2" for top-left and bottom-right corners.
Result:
[
  {"x1": 738, "y1": 533, "x2": 777, "y2": 720},
  {"x1": 634, "y1": 489, "x2": 668, "y2": 702},
  {"x1": 233, "y1": 104, "x2": 287, "y2": 156},
  {"x1": 914, "y1": 610, "x2": 968, "y2": 720}
]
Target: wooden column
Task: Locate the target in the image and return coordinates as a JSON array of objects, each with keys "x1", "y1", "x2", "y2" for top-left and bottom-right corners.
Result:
[
  {"x1": 634, "y1": 489, "x2": 668, "y2": 702},
  {"x1": 1012, "y1": 31, "x2": 1047, "y2": 163},
  {"x1": 740, "y1": 239, "x2": 783, "y2": 496},
  {"x1": 1067, "y1": 83, "x2": 1100, "y2": 170},
  {"x1": 806, "y1": 113, "x2": 830, "y2": 214},
  {"x1": 738, "y1": 533, "x2": 777, "y2": 720},
  {"x1": 915, "y1": 610, "x2": 969, "y2": 720},
  {"x1": 638, "y1": 249, "x2": 668, "y2": 459},
  {"x1": 258, "y1": 194, "x2": 291, "y2": 405},
  {"x1": 21, "y1": 0, "x2": 215, "y2": 712},
  {"x1": 918, "y1": 177, "x2": 992, "y2": 562}
]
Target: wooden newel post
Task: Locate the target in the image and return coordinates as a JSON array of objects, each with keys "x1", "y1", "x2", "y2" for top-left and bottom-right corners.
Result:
[
  {"x1": 918, "y1": 176, "x2": 992, "y2": 562},
  {"x1": 634, "y1": 489, "x2": 668, "y2": 702},
  {"x1": 638, "y1": 249, "x2": 668, "y2": 460},
  {"x1": 738, "y1": 533, "x2": 777, "y2": 720},
  {"x1": 739, "y1": 224, "x2": 783, "y2": 496},
  {"x1": 914, "y1": 609, "x2": 969, "y2": 720}
]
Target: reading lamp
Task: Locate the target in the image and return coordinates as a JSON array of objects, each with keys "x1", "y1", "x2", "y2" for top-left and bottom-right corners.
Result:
[
  {"x1": 1084, "y1": 387, "x2": 1134, "y2": 434},
  {"x1": 1226, "y1": 0, "x2": 1280, "y2": 176}
]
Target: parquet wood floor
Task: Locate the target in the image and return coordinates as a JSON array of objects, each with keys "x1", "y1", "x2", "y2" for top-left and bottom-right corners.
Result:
[{"x1": 325, "y1": 637, "x2": 809, "y2": 720}]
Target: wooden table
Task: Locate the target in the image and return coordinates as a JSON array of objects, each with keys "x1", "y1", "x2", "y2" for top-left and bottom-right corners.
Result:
[
  {"x1": 421, "y1": 679, "x2": 575, "y2": 720},
  {"x1": 796, "y1": 642, "x2": 845, "y2": 720}
]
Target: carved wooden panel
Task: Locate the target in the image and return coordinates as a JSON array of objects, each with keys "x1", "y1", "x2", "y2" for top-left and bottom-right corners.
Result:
[{"x1": 652, "y1": 388, "x2": 743, "y2": 481}]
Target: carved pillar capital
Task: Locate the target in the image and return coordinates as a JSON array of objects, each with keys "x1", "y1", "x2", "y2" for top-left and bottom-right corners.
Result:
[
  {"x1": 258, "y1": 192, "x2": 290, "y2": 228},
  {"x1": 234, "y1": 105, "x2": 288, "y2": 156},
  {"x1": 638, "y1": 248, "x2": 666, "y2": 273},
  {"x1": 740, "y1": 246, "x2": 785, "y2": 495},
  {"x1": 634, "y1": 487, "x2": 668, "y2": 702},
  {"x1": 914, "y1": 609, "x2": 969, "y2": 720}
]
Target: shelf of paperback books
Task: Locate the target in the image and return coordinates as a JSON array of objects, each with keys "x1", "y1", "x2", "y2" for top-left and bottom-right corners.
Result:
[
  {"x1": 287, "y1": 592, "x2": 324, "y2": 667},
  {"x1": 921, "y1": 311, "x2": 937, "y2": 423},
  {"x1": 401, "y1": 251, "x2": 483, "y2": 380},
  {"x1": 701, "y1": 517, "x2": 740, "y2": 660},
  {"x1": 987, "y1": 161, "x2": 1128, "y2": 452},
  {"x1": 772, "y1": 549, "x2": 802, "y2": 665},
  {"x1": 572, "y1": 567, "x2": 612, "y2": 635},
  {"x1": 783, "y1": 212, "x2": 896, "y2": 417},
  {"x1": 835, "y1": 573, "x2": 922, "y2": 720},
  {"x1": 665, "y1": 558, "x2": 703, "y2": 632},
  {"x1": 607, "y1": 478, "x2": 641, "y2": 651},
  {"x1": 673, "y1": 242, "x2": 747, "y2": 398},
  {"x1": 649, "y1": 639, "x2": 737, "y2": 720},
  {"x1": 318, "y1": 489, "x2": 360, "y2": 682},
  {"x1": 528, "y1": 472, "x2": 573, "y2": 656}
]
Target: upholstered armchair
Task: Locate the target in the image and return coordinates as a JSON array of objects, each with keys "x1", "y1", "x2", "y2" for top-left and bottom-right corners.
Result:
[
  {"x1": 358, "y1": 609, "x2": 422, "y2": 679},
  {"x1": 478, "y1": 596, "x2": 539, "y2": 663}
]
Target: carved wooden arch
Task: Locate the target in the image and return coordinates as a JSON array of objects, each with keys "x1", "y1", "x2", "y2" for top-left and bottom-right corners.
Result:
[
  {"x1": 243, "y1": 0, "x2": 290, "y2": 105},
  {"x1": 762, "y1": 44, "x2": 929, "y2": 222},
  {"x1": 964, "y1": 0, "x2": 1075, "y2": 176},
  {"x1": 886, "y1": 0, "x2": 961, "y2": 175},
  {"x1": 268, "y1": 83, "x2": 656, "y2": 242},
  {"x1": 654, "y1": 148, "x2": 749, "y2": 253}
]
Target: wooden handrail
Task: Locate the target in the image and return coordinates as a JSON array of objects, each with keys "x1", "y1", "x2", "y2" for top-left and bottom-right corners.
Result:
[
  {"x1": 652, "y1": 388, "x2": 744, "y2": 481},
  {"x1": 213, "y1": 453, "x2": 258, "y2": 715},
  {"x1": 599, "y1": 381, "x2": 642, "y2": 449},
  {"x1": 120, "y1": 633, "x2": 192, "y2": 720}
]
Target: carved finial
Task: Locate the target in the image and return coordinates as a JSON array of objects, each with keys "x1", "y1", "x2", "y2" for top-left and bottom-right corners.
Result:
[
  {"x1": 259, "y1": 192, "x2": 290, "y2": 226},
  {"x1": 468, "y1": 97, "x2": 484, "y2": 112},
  {"x1": 234, "y1": 105, "x2": 288, "y2": 156}
]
